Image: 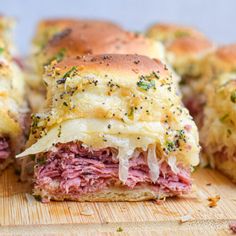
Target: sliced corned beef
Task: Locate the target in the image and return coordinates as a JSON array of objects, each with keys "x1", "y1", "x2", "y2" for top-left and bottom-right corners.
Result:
[
  {"x1": 34, "y1": 141, "x2": 192, "y2": 198},
  {"x1": 0, "y1": 137, "x2": 11, "y2": 164}
]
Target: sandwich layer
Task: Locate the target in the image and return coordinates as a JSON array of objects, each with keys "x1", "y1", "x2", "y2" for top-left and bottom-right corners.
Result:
[
  {"x1": 201, "y1": 73, "x2": 236, "y2": 182},
  {"x1": 0, "y1": 137, "x2": 12, "y2": 170},
  {"x1": 34, "y1": 141, "x2": 191, "y2": 202}
]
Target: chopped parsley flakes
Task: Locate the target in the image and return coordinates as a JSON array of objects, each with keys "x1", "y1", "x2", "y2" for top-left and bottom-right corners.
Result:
[
  {"x1": 57, "y1": 66, "x2": 77, "y2": 84},
  {"x1": 137, "y1": 72, "x2": 159, "y2": 91},
  {"x1": 164, "y1": 130, "x2": 186, "y2": 153},
  {"x1": 220, "y1": 113, "x2": 229, "y2": 122},
  {"x1": 230, "y1": 90, "x2": 236, "y2": 103},
  {"x1": 62, "y1": 66, "x2": 77, "y2": 79},
  {"x1": 34, "y1": 195, "x2": 42, "y2": 202},
  {"x1": 0, "y1": 47, "x2": 4, "y2": 54},
  {"x1": 165, "y1": 141, "x2": 175, "y2": 152},
  {"x1": 137, "y1": 79, "x2": 156, "y2": 91},
  {"x1": 45, "y1": 48, "x2": 66, "y2": 66},
  {"x1": 116, "y1": 227, "x2": 123, "y2": 232}
]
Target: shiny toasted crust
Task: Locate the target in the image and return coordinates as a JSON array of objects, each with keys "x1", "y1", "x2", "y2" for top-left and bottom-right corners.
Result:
[
  {"x1": 32, "y1": 19, "x2": 120, "y2": 53},
  {"x1": 33, "y1": 185, "x2": 170, "y2": 202},
  {"x1": 146, "y1": 23, "x2": 206, "y2": 44},
  {"x1": 38, "y1": 22, "x2": 165, "y2": 66},
  {"x1": 167, "y1": 37, "x2": 214, "y2": 57},
  {"x1": 201, "y1": 73, "x2": 236, "y2": 182},
  {"x1": 54, "y1": 54, "x2": 167, "y2": 77}
]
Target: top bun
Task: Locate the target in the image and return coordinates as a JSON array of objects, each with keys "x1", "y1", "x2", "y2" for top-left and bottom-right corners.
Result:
[
  {"x1": 146, "y1": 23, "x2": 215, "y2": 77},
  {"x1": 38, "y1": 21, "x2": 165, "y2": 65},
  {"x1": 146, "y1": 23, "x2": 206, "y2": 45},
  {"x1": 206, "y1": 44, "x2": 236, "y2": 76},
  {"x1": 32, "y1": 19, "x2": 120, "y2": 53}
]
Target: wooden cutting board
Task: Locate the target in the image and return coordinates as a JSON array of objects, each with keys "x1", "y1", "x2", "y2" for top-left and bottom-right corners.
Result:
[{"x1": 0, "y1": 167, "x2": 235, "y2": 235}]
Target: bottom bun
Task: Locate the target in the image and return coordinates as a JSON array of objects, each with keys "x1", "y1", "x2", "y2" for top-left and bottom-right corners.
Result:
[
  {"x1": 214, "y1": 159, "x2": 236, "y2": 183},
  {"x1": 0, "y1": 157, "x2": 13, "y2": 173},
  {"x1": 33, "y1": 186, "x2": 173, "y2": 202}
]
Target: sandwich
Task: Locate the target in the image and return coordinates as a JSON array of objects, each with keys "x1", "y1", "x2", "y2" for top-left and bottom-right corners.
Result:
[
  {"x1": 0, "y1": 17, "x2": 28, "y2": 172},
  {"x1": 17, "y1": 54, "x2": 200, "y2": 202},
  {"x1": 200, "y1": 44, "x2": 236, "y2": 182},
  {"x1": 146, "y1": 23, "x2": 215, "y2": 126},
  {"x1": 26, "y1": 19, "x2": 165, "y2": 112}
]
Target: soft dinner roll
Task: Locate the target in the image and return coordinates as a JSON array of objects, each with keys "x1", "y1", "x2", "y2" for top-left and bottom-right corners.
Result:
[
  {"x1": 201, "y1": 72, "x2": 236, "y2": 182},
  {"x1": 200, "y1": 44, "x2": 236, "y2": 182},
  {"x1": 205, "y1": 44, "x2": 236, "y2": 77}
]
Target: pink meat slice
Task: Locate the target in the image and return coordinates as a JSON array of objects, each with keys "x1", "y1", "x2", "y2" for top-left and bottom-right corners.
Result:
[
  {"x1": 0, "y1": 137, "x2": 11, "y2": 163},
  {"x1": 35, "y1": 142, "x2": 192, "y2": 197},
  {"x1": 229, "y1": 221, "x2": 236, "y2": 233}
]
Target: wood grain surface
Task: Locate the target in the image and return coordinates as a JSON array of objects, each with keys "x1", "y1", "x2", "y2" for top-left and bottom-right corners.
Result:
[{"x1": 0, "y1": 167, "x2": 235, "y2": 235}]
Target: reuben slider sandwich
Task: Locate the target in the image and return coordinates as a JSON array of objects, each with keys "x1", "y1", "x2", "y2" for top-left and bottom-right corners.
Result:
[
  {"x1": 18, "y1": 54, "x2": 200, "y2": 202},
  {"x1": 146, "y1": 23, "x2": 215, "y2": 126},
  {"x1": 201, "y1": 44, "x2": 236, "y2": 182},
  {"x1": 0, "y1": 16, "x2": 27, "y2": 172}
]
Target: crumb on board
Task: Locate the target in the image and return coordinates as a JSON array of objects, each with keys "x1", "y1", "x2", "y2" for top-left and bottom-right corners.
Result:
[
  {"x1": 179, "y1": 214, "x2": 192, "y2": 223},
  {"x1": 206, "y1": 183, "x2": 212, "y2": 186},
  {"x1": 116, "y1": 227, "x2": 123, "y2": 232},
  {"x1": 229, "y1": 221, "x2": 236, "y2": 233},
  {"x1": 154, "y1": 197, "x2": 166, "y2": 205},
  {"x1": 25, "y1": 193, "x2": 36, "y2": 204},
  {"x1": 195, "y1": 189, "x2": 206, "y2": 202},
  {"x1": 80, "y1": 208, "x2": 94, "y2": 216},
  {"x1": 207, "y1": 195, "x2": 220, "y2": 207}
]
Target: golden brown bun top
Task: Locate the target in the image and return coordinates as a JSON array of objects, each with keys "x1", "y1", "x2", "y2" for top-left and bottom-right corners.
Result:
[
  {"x1": 37, "y1": 18, "x2": 80, "y2": 28},
  {"x1": 206, "y1": 44, "x2": 236, "y2": 74},
  {"x1": 147, "y1": 23, "x2": 205, "y2": 40},
  {"x1": 38, "y1": 21, "x2": 164, "y2": 66},
  {"x1": 54, "y1": 54, "x2": 168, "y2": 77},
  {"x1": 167, "y1": 36, "x2": 214, "y2": 56},
  {"x1": 33, "y1": 18, "x2": 120, "y2": 51},
  {"x1": 147, "y1": 22, "x2": 214, "y2": 57},
  {"x1": 215, "y1": 44, "x2": 236, "y2": 65},
  {"x1": 37, "y1": 18, "x2": 118, "y2": 28},
  {"x1": 35, "y1": 18, "x2": 119, "y2": 35}
]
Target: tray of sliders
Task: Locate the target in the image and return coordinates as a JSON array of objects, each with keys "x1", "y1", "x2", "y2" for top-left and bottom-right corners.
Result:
[{"x1": 0, "y1": 17, "x2": 236, "y2": 235}]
